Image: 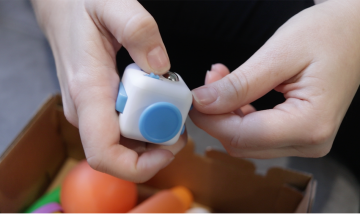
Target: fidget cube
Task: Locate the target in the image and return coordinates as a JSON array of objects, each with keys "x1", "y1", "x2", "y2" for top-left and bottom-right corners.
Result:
[{"x1": 115, "y1": 63, "x2": 192, "y2": 145}]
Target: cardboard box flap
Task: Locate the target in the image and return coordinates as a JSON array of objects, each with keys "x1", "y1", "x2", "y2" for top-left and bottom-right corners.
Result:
[
  {"x1": 274, "y1": 184, "x2": 304, "y2": 212},
  {"x1": 145, "y1": 140, "x2": 313, "y2": 213},
  {"x1": 295, "y1": 179, "x2": 316, "y2": 213},
  {"x1": 0, "y1": 95, "x2": 66, "y2": 213},
  {"x1": 266, "y1": 167, "x2": 312, "y2": 190},
  {"x1": 205, "y1": 148, "x2": 256, "y2": 173}
]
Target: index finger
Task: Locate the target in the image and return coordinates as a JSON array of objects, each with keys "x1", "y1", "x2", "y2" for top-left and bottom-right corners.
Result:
[
  {"x1": 75, "y1": 82, "x2": 175, "y2": 183},
  {"x1": 189, "y1": 98, "x2": 317, "y2": 151}
]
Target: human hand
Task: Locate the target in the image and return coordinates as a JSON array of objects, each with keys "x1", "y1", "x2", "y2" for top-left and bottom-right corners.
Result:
[
  {"x1": 32, "y1": 0, "x2": 186, "y2": 182},
  {"x1": 190, "y1": 0, "x2": 360, "y2": 159},
  {"x1": 204, "y1": 64, "x2": 256, "y2": 117}
]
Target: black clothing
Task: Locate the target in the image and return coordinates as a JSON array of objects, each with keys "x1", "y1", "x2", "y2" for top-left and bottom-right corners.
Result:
[{"x1": 116, "y1": 1, "x2": 360, "y2": 181}]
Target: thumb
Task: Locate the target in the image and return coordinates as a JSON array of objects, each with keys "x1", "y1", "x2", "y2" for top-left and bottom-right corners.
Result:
[
  {"x1": 89, "y1": 0, "x2": 170, "y2": 74},
  {"x1": 192, "y1": 38, "x2": 311, "y2": 114}
]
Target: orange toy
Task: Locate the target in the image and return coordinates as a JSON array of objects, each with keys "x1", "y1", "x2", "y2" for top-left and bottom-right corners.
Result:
[
  {"x1": 61, "y1": 160, "x2": 137, "y2": 213},
  {"x1": 129, "y1": 186, "x2": 193, "y2": 213}
]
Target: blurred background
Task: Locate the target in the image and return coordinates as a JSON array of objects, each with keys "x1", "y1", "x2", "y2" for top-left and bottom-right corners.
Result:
[{"x1": 0, "y1": 0, "x2": 359, "y2": 212}]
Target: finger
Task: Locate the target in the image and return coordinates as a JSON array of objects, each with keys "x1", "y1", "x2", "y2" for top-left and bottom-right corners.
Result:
[
  {"x1": 221, "y1": 141, "x2": 330, "y2": 159},
  {"x1": 79, "y1": 95, "x2": 174, "y2": 182},
  {"x1": 205, "y1": 63, "x2": 230, "y2": 85},
  {"x1": 205, "y1": 64, "x2": 256, "y2": 116},
  {"x1": 233, "y1": 104, "x2": 257, "y2": 117},
  {"x1": 222, "y1": 146, "x2": 299, "y2": 159},
  {"x1": 121, "y1": 126, "x2": 187, "y2": 156},
  {"x1": 88, "y1": 0, "x2": 170, "y2": 74},
  {"x1": 146, "y1": 129, "x2": 188, "y2": 155},
  {"x1": 205, "y1": 70, "x2": 222, "y2": 85},
  {"x1": 189, "y1": 99, "x2": 316, "y2": 151},
  {"x1": 205, "y1": 67, "x2": 245, "y2": 117},
  {"x1": 192, "y1": 31, "x2": 312, "y2": 114},
  {"x1": 74, "y1": 72, "x2": 174, "y2": 183},
  {"x1": 233, "y1": 108, "x2": 245, "y2": 117},
  {"x1": 210, "y1": 63, "x2": 231, "y2": 78},
  {"x1": 119, "y1": 136, "x2": 147, "y2": 154},
  {"x1": 240, "y1": 104, "x2": 256, "y2": 115},
  {"x1": 203, "y1": 63, "x2": 254, "y2": 118}
]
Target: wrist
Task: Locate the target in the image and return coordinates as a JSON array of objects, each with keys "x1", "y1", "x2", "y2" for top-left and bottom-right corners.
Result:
[
  {"x1": 31, "y1": 0, "x2": 53, "y2": 35},
  {"x1": 328, "y1": 0, "x2": 360, "y2": 20},
  {"x1": 31, "y1": 0, "x2": 75, "y2": 39}
]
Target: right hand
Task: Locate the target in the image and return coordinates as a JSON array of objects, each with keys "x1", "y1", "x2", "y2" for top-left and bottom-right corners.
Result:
[
  {"x1": 31, "y1": 0, "x2": 187, "y2": 183},
  {"x1": 190, "y1": 0, "x2": 360, "y2": 159}
]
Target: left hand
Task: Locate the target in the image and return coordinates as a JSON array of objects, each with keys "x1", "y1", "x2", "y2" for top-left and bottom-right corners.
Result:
[{"x1": 31, "y1": 0, "x2": 185, "y2": 183}]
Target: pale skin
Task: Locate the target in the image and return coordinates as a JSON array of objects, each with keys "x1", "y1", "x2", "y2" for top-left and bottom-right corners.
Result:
[{"x1": 32, "y1": 0, "x2": 360, "y2": 182}]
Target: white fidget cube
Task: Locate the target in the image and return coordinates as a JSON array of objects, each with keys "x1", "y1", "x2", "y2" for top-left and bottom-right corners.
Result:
[{"x1": 115, "y1": 63, "x2": 192, "y2": 145}]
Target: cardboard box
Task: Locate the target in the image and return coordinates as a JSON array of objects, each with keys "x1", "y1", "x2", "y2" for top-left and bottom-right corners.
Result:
[{"x1": 0, "y1": 95, "x2": 316, "y2": 212}]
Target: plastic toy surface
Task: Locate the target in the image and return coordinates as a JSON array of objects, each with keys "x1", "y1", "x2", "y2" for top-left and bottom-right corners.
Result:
[
  {"x1": 24, "y1": 186, "x2": 61, "y2": 213},
  {"x1": 61, "y1": 160, "x2": 137, "y2": 213},
  {"x1": 116, "y1": 63, "x2": 192, "y2": 145},
  {"x1": 32, "y1": 203, "x2": 63, "y2": 213},
  {"x1": 128, "y1": 186, "x2": 193, "y2": 213}
]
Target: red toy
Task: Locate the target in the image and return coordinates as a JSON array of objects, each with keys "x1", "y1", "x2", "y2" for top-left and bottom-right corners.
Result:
[{"x1": 61, "y1": 160, "x2": 137, "y2": 213}]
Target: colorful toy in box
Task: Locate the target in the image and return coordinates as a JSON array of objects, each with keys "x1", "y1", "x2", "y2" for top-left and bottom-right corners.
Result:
[
  {"x1": 31, "y1": 203, "x2": 63, "y2": 213},
  {"x1": 24, "y1": 186, "x2": 61, "y2": 213},
  {"x1": 129, "y1": 186, "x2": 193, "y2": 213},
  {"x1": 60, "y1": 160, "x2": 137, "y2": 213},
  {"x1": 26, "y1": 159, "x2": 196, "y2": 213}
]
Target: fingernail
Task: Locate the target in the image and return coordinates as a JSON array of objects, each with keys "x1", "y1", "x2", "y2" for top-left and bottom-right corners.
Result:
[
  {"x1": 205, "y1": 70, "x2": 210, "y2": 85},
  {"x1": 192, "y1": 86, "x2": 218, "y2": 105},
  {"x1": 147, "y1": 46, "x2": 169, "y2": 72},
  {"x1": 211, "y1": 64, "x2": 216, "y2": 71},
  {"x1": 161, "y1": 157, "x2": 175, "y2": 169}
]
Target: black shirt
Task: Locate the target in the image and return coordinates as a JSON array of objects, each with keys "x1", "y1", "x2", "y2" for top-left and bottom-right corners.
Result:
[{"x1": 116, "y1": 1, "x2": 360, "y2": 181}]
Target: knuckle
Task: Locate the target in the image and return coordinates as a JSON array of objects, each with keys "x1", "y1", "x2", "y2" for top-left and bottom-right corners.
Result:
[
  {"x1": 220, "y1": 71, "x2": 249, "y2": 108},
  {"x1": 63, "y1": 106, "x2": 78, "y2": 126},
  {"x1": 60, "y1": 91, "x2": 79, "y2": 126},
  {"x1": 125, "y1": 169, "x2": 153, "y2": 183},
  {"x1": 86, "y1": 155, "x2": 103, "y2": 172},
  {"x1": 229, "y1": 133, "x2": 242, "y2": 149},
  {"x1": 306, "y1": 145, "x2": 332, "y2": 158},
  {"x1": 67, "y1": 76, "x2": 83, "y2": 105},
  {"x1": 123, "y1": 14, "x2": 158, "y2": 46},
  {"x1": 223, "y1": 75, "x2": 240, "y2": 102},
  {"x1": 225, "y1": 147, "x2": 240, "y2": 157},
  {"x1": 307, "y1": 123, "x2": 336, "y2": 146},
  {"x1": 228, "y1": 127, "x2": 252, "y2": 150},
  {"x1": 293, "y1": 142, "x2": 333, "y2": 158},
  {"x1": 66, "y1": 72, "x2": 96, "y2": 108},
  {"x1": 230, "y1": 136, "x2": 253, "y2": 151},
  {"x1": 230, "y1": 71, "x2": 249, "y2": 98},
  {"x1": 223, "y1": 142, "x2": 246, "y2": 158},
  {"x1": 313, "y1": 146, "x2": 331, "y2": 158},
  {"x1": 132, "y1": 175, "x2": 151, "y2": 183}
]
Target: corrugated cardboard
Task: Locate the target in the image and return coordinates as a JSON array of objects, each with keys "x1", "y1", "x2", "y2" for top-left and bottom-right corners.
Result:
[{"x1": 0, "y1": 95, "x2": 316, "y2": 212}]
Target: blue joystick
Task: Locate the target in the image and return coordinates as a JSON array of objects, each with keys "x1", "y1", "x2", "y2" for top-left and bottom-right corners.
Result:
[{"x1": 139, "y1": 102, "x2": 182, "y2": 143}]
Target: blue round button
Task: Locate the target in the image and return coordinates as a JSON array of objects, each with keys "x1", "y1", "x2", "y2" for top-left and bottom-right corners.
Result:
[{"x1": 139, "y1": 102, "x2": 182, "y2": 143}]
